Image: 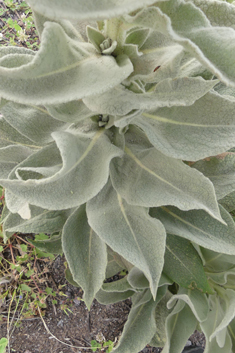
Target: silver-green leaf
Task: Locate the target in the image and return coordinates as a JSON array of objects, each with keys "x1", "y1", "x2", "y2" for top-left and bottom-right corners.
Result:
[
  {"x1": 110, "y1": 144, "x2": 222, "y2": 220},
  {"x1": 87, "y1": 180, "x2": 166, "y2": 299},
  {"x1": 0, "y1": 22, "x2": 133, "y2": 105},
  {"x1": 62, "y1": 205, "x2": 107, "y2": 309},
  {"x1": 0, "y1": 129, "x2": 123, "y2": 211},
  {"x1": 151, "y1": 205, "x2": 235, "y2": 255}
]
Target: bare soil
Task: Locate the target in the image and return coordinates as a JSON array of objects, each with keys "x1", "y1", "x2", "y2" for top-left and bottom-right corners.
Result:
[
  {"x1": 0, "y1": 254, "x2": 163, "y2": 353},
  {"x1": 0, "y1": 254, "x2": 205, "y2": 353}
]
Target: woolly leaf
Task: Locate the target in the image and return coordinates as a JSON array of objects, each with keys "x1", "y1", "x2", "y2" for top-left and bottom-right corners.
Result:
[
  {"x1": 0, "y1": 22, "x2": 133, "y2": 105},
  {"x1": 1, "y1": 102, "x2": 67, "y2": 145},
  {"x1": 125, "y1": 1, "x2": 235, "y2": 86},
  {"x1": 151, "y1": 205, "x2": 235, "y2": 255},
  {"x1": 192, "y1": 152, "x2": 235, "y2": 200},
  {"x1": 201, "y1": 295, "x2": 233, "y2": 353},
  {"x1": 113, "y1": 288, "x2": 166, "y2": 353},
  {"x1": 3, "y1": 205, "x2": 70, "y2": 241},
  {"x1": 87, "y1": 180, "x2": 166, "y2": 299},
  {"x1": 62, "y1": 205, "x2": 107, "y2": 309},
  {"x1": 83, "y1": 77, "x2": 217, "y2": 116},
  {"x1": 164, "y1": 234, "x2": 213, "y2": 293},
  {"x1": 136, "y1": 92, "x2": 235, "y2": 161},
  {"x1": 95, "y1": 289, "x2": 135, "y2": 305},
  {"x1": 26, "y1": 0, "x2": 160, "y2": 21},
  {"x1": 0, "y1": 129, "x2": 123, "y2": 211},
  {"x1": 162, "y1": 300, "x2": 197, "y2": 353},
  {"x1": 110, "y1": 144, "x2": 222, "y2": 220},
  {"x1": 0, "y1": 145, "x2": 33, "y2": 179},
  {"x1": 29, "y1": 234, "x2": 63, "y2": 255}
]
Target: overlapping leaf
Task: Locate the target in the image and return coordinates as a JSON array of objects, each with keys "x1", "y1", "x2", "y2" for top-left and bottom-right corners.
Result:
[
  {"x1": 62, "y1": 205, "x2": 107, "y2": 309},
  {"x1": 105, "y1": 249, "x2": 123, "y2": 278},
  {"x1": 126, "y1": 32, "x2": 185, "y2": 81},
  {"x1": 135, "y1": 91, "x2": 235, "y2": 160},
  {"x1": 83, "y1": 77, "x2": 217, "y2": 116},
  {"x1": 95, "y1": 289, "x2": 135, "y2": 305},
  {"x1": 0, "y1": 129, "x2": 122, "y2": 211},
  {"x1": 87, "y1": 180, "x2": 166, "y2": 299},
  {"x1": 124, "y1": 1, "x2": 235, "y2": 86},
  {"x1": 167, "y1": 287, "x2": 209, "y2": 323},
  {"x1": 110, "y1": 143, "x2": 222, "y2": 220},
  {"x1": 187, "y1": 0, "x2": 235, "y2": 29},
  {"x1": 26, "y1": 0, "x2": 160, "y2": 21},
  {"x1": 0, "y1": 22, "x2": 133, "y2": 105},
  {"x1": 151, "y1": 205, "x2": 235, "y2": 255},
  {"x1": 3, "y1": 205, "x2": 71, "y2": 242},
  {"x1": 150, "y1": 291, "x2": 173, "y2": 348},
  {"x1": 1, "y1": 102, "x2": 67, "y2": 145},
  {"x1": 219, "y1": 191, "x2": 235, "y2": 212},
  {"x1": 164, "y1": 234, "x2": 213, "y2": 293},
  {"x1": 101, "y1": 277, "x2": 133, "y2": 293},
  {"x1": 0, "y1": 145, "x2": 33, "y2": 179},
  {"x1": 201, "y1": 295, "x2": 233, "y2": 353},
  {"x1": 201, "y1": 248, "x2": 235, "y2": 273},
  {"x1": 162, "y1": 300, "x2": 197, "y2": 353},
  {"x1": 45, "y1": 100, "x2": 94, "y2": 124},
  {"x1": 209, "y1": 289, "x2": 235, "y2": 346},
  {"x1": 0, "y1": 116, "x2": 41, "y2": 149},
  {"x1": 192, "y1": 152, "x2": 235, "y2": 200},
  {"x1": 113, "y1": 288, "x2": 166, "y2": 353},
  {"x1": 29, "y1": 234, "x2": 63, "y2": 255}
]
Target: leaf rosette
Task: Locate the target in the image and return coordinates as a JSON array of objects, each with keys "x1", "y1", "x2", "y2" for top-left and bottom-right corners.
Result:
[{"x1": 1, "y1": 1, "x2": 235, "y2": 352}]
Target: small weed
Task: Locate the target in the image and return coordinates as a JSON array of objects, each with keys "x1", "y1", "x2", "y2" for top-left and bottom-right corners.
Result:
[
  {"x1": 0, "y1": 337, "x2": 8, "y2": 353},
  {"x1": 0, "y1": 0, "x2": 40, "y2": 50},
  {"x1": 91, "y1": 333, "x2": 115, "y2": 352},
  {"x1": 0, "y1": 191, "x2": 74, "y2": 351}
]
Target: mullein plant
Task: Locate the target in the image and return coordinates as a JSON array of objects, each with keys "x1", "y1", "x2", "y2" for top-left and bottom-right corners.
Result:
[{"x1": 1, "y1": 0, "x2": 235, "y2": 352}]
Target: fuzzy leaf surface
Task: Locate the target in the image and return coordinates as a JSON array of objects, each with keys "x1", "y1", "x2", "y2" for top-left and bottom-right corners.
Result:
[
  {"x1": 0, "y1": 22, "x2": 133, "y2": 105},
  {"x1": 62, "y1": 205, "x2": 107, "y2": 309},
  {"x1": 187, "y1": 0, "x2": 235, "y2": 29},
  {"x1": 83, "y1": 77, "x2": 217, "y2": 116},
  {"x1": 26, "y1": 0, "x2": 160, "y2": 21},
  {"x1": 29, "y1": 234, "x2": 63, "y2": 255},
  {"x1": 0, "y1": 129, "x2": 123, "y2": 211},
  {"x1": 1, "y1": 102, "x2": 67, "y2": 145},
  {"x1": 164, "y1": 234, "x2": 212, "y2": 293},
  {"x1": 0, "y1": 145, "x2": 33, "y2": 179},
  {"x1": 201, "y1": 295, "x2": 233, "y2": 353},
  {"x1": 192, "y1": 152, "x2": 235, "y2": 200},
  {"x1": 3, "y1": 206, "x2": 71, "y2": 241},
  {"x1": 113, "y1": 288, "x2": 166, "y2": 353},
  {"x1": 151, "y1": 205, "x2": 235, "y2": 254},
  {"x1": 0, "y1": 117, "x2": 40, "y2": 149},
  {"x1": 162, "y1": 300, "x2": 197, "y2": 353},
  {"x1": 87, "y1": 180, "x2": 166, "y2": 299},
  {"x1": 209, "y1": 289, "x2": 235, "y2": 346},
  {"x1": 125, "y1": 1, "x2": 235, "y2": 86},
  {"x1": 110, "y1": 144, "x2": 222, "y2": 219},
  {"x1": 167, "y1": 288, "x2": 209, "y2": 323},
  {"x1": 45, "y1": 100, "x2": 94, "y2": 124},
  {"x1": 101, "y1": 277, "x2": 133, "y2": 293},
  {"x1": 150, "y1": 291, "x2": 173, "y2": 348},
  {"x1": 135, "y1": 92, "x2": 235, "y2": 161},
  {"x1": 95, "y1": 289, "x2": 135, "y2": 305}
]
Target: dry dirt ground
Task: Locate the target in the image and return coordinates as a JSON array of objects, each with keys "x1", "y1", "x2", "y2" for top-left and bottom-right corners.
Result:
[
  {"x1": 0, "y1": 255, "x2": 162, "y2": 353},
  {"x1": 0, "y1": 255, "x2": 205, "y2": 353}
]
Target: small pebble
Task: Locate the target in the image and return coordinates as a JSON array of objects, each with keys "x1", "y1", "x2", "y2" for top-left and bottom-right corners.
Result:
[
  {"x1": 57, "y1": 319, "x2": 64, "y2": 327},
  {"x1": 186, "y1": 340, "x2": 192, "y2": 346}
]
